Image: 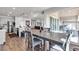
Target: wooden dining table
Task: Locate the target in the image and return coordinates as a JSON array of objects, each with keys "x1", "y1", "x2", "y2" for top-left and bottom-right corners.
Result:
[
  {"x1": 30, "y1": 29, "x2": 68, "y2": 50},
  {"x1": 31, "y1": 29, "x2": 67, "y2": 42}
]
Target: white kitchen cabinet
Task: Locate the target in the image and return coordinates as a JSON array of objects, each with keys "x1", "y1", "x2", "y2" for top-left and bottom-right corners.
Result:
[{"x1": 0, "y1": 29, "x2": 6, "y2": 44}]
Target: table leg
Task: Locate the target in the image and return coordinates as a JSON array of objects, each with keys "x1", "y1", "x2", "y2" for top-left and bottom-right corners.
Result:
[
  {"x1": 49, "y1": 41, "x2": 51, "y2": 51},
  {"x1": 43, "y1": 40, "x2": 46, "y2": 51}
]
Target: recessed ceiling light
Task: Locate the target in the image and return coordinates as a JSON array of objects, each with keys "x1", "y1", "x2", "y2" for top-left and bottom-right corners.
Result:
[
  {"x1": 33, "y1": 13, "x2": 39, "y2": 17},
  {"x1": 8, "y1": 14, "x2": 9, "y2": 16},
  {"x1": 9, "y1": 12, "x2": 12, "y2": 14},
  {"x1": 12, "y1": 7, "x2": 16, "y2": 10}
]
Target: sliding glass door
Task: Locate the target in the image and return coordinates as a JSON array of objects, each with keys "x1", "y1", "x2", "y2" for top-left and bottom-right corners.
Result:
[{"x1": 50, "y1": 17, "x2": 59, "y2": 31}]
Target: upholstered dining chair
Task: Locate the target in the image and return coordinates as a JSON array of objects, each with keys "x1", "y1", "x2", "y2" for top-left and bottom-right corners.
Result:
[
  {"x1": 27, "y1": 32, "x2": 42, "y2": 51},
  {"x1": 49, "y1": 32, "x2": 73, "y2": 51},
  {"x1": 32, "y1": 36, "x2": 42, "y2": 51}
]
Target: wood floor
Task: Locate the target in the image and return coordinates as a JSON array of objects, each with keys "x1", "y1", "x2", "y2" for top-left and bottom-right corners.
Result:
[
  {"x1": 0, "y1": 33, "x2": 41, "y2": 51},
  {"x1": 0, "y1": 33, "x2": 79, "y2": 51},
  {"x1": 0, "y1": 33, "x2": 29, "y2": 51}
]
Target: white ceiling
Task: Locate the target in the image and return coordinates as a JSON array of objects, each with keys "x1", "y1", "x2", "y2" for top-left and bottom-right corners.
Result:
[
  {"x1": 0, "y1": 7, "x2": 49, "y2": 16},
  {"x1": 0, "y1": 7, "x2": 79, "y2": 17},
  {"x1": 45, "y1": 7, "x2": 79, "y2": 17},
  {"x1": 58, "y1": 7, "x2": 79, "y2": 17}
]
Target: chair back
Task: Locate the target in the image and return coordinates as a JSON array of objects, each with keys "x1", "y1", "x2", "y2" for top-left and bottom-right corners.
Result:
[
  {"x1": 25, "y1": 31, "x2": 34, "y2": 48},
  {"x1": 26, "y1": 31, "x2": 35, "y2": 44},
  {"x1": 63, "y1": 32, "x2": 72, "y2": 51},
  {"x1": 26, "y1": 31, "x2": 32, "y2": 39}
]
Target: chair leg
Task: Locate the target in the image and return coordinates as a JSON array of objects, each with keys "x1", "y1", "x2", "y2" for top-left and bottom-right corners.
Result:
[
  {"x1": 28, "y1": 38, "x2": 29, "y2": 48},
  {"x1": 32, "y1": 46, "x2": 34, "y2": 51},
  {"x1": 28, "y1": 36, "x2": 31, "y2": 49},
  {"x1": 39, "y1": 42, "x2": 42, "y2": 51},
  {"x1": 41, "y1": 42, "x2": 43, "y2": 51}
]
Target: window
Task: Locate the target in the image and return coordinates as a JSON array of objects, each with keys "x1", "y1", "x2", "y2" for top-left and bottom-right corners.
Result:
[{"x1": 50, "y1": 17, "x2": 60, "y2": 31}]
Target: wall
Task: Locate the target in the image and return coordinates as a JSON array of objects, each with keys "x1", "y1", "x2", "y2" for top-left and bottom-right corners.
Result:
[
  {"x1": 43, "y1": 12, "x2": 59, "y2": 28},
  {"x1": 0, "y1": 16, "x2": 14, "y2": 24},
  {"x1": 60, "y1": 16, "x2": 78, "y2": 30},
  {"x1": 31, "y1": 11, "x2": 60, "y2": 29},
  {"x1": 31, "y1": 14, "x2": 45, "y2": 28},
  {"x1": 0, "y1": 16, "x2": 14, "y2": 27},
  {"x1": 77, "y1": 16, "x2": 79, "y2": 30},
  {"x1": 43, "y1": 15, "x2": 50, "y2": 28},
  {"x1": 15, "y1": 16, "x2": 31, "y2": 28}
]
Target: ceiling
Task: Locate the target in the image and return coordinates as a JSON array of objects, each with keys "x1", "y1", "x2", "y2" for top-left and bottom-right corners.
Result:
[
  {"x1": 58, "y1": 7, "x2": 79, "y2": 17},
  {"x1": 0, "y1": 7, "x2": 79, "y2": 17},
  {"x1": 0, "y1": 7, "x2": 49, "y2": 16},
  {"x1": 45, "y1": 7, "x2": 79, "y2": 17}
]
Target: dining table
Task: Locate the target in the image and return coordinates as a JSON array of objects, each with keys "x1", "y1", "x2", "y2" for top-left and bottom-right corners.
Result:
[{"x1": 29, "y1": 29, "x2": 67, "y2": 50}]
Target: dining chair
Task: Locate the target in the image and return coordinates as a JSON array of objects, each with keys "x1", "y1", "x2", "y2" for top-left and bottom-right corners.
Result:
[
  {"x1": 49, "y1": 32, "x2": 73, "y2": 51},
  {"x1": 32, "y1": 36, "x2": 42, "y2": 51},
  {"x1": 24, "y1": 31, "x2": 30, "y2": 49},
  {"x1": 27, "y1": 32, "x2": 42, "y2": 51}
]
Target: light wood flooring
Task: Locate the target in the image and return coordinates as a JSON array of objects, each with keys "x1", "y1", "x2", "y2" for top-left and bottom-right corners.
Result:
[
  {"x1": 0, "y1": 33, "x2": 29, "y2": 51},
  {"x1": 0, "y1": 33, "x2": 79, "y2": 51}
]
